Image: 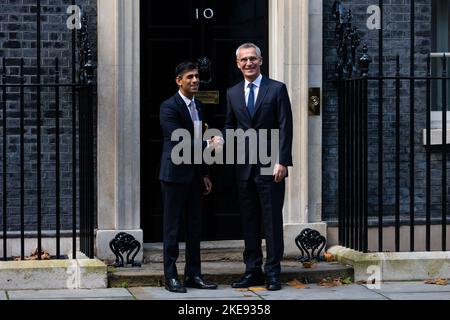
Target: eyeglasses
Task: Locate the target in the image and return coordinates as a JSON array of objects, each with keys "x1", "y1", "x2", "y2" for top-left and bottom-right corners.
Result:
[{"x1": 238, "y1": 56, "x2": 260, "y2": 64}]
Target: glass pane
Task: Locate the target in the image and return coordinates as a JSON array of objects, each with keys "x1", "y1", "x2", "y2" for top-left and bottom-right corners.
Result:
[{"x1": 431, "y1": 0, "x2": 450, "y2": 111}]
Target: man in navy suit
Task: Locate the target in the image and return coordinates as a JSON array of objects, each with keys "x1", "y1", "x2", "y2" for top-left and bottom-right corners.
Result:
[
  {"x1": 225, "y1": 43, "x2": 293, "y2": 291},
  {"x1": 159, "y1": 61, "x2": 218, "y2": 293}
]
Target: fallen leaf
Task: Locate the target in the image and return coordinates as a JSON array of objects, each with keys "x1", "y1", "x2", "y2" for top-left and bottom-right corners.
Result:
[
  {"x1": 13, "y1": 249, "x2": 51, "y2": 261},
  {"x1": 341, "y1": 277, "x2": 353, "y2": 285},
  {"x1": 26, "y1": 249, "x2": 51, "y2": 261},
  {"x1": 319, "y1": 277, "x2": 332, "y2": 287},
  {"x1": 425, "y1": 278, "x2": 448, "y2": 285},
  {"x1": 235, "y1": 288, "x2": 249, "y2": 292},
  {"x1": 319, "y1": 277, "x2": 344, "y2": 287},
  {"x1": 287, "y1": 279, "x2": 309, "y2": 289},
  {"x1": 332, "y1": 278, "x2": 343, "y2": 286},
  {"x1": 324, "y1": 252, "x2": 335, "y2": 262},
  {"x1": 302, "y1": 261, "x2": 314, "y2": 269},
  {"x1": 249, "y1": 287, "x2": 267, "y2": 292}
]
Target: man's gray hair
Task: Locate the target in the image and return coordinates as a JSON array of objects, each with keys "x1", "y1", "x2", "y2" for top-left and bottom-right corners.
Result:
[{"x1": 235, "y1": 43, "x2": 262, "y2": 59}]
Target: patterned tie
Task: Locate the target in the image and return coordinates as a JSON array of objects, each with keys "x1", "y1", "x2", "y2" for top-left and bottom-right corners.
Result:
[
  {"x1": 189, "y1": 101, "x2": 199, "y2": 122},
  {"x1": 247, "y1": 83, "x2": 255, "y2": 117},
  {"x1": 189, "y1": 101, "x2": 201, "y2": 139}
]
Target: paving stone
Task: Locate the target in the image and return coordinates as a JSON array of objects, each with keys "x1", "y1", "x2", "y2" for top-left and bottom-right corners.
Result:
[
  {"x1": 8, "y1": 288, "x2": 134, "y2": 300},
  {"x1": 382, "y1": 292, "x2": 450, "y2": 300},
  {"x1": 128, "y1": 286, "x2": 262, "y2": 300},
  {"x1": 367, "y1": 282, "x2": 450, "y2": 294},
  {"x1": 252, "y1": 284, "x2": 387, "y2": 300},
  {"x1": 0, "y1": 292, "x2": 7, "y2": 300}
]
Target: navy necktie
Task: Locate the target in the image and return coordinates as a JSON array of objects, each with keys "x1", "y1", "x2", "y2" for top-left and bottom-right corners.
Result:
[{"x1": 247, "y1": 83, "x2": 255, "y2": 117}]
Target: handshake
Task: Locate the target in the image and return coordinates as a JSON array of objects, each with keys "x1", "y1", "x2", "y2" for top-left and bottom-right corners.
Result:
[{"x1": 207, "y1": 136, "x2": 225, "y2": 152}]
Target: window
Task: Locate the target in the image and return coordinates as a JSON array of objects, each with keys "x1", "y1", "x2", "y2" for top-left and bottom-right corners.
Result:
[{"x1": 431, "y1": 0, "x2": 450, "y2": 111}]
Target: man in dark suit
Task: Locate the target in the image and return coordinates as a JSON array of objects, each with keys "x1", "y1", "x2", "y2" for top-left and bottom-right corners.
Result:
[
  {"x1": 159, "y1": 61, "x2": 218, "y2": 293},
  {"x1": 225, "y1": 43, "x2": 293, "y2": 291}
]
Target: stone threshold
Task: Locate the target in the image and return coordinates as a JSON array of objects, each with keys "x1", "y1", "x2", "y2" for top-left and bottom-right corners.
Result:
[
  {"x1": 143, "y1": 241, "x2": 251, "y2": 263},
  {"x1": 144, "y1": 240, "x2": 247, "y2": 251},
  {"x1": 328, "y1": 245, "x2": 450, "y2": 282},
  {"x1": 0, "y1": 258, "x2": 108, "y2": 290},
  {"x1": 108, "y1": 260, "x2": 353, "y2": 288}
]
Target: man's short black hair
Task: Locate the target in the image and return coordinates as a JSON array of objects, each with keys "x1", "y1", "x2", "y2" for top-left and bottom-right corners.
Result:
[{"x1": 175, "y1": 61, "x2": 198, "y2": 79}]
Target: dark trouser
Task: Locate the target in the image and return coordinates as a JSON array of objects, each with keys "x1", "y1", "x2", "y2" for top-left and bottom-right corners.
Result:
[
  {"x1": 237, "y1": 174, "x2": 285, "y2": 277},
  {"x1": 161, "y1": 180, "x2": 202, "y2": 279}
]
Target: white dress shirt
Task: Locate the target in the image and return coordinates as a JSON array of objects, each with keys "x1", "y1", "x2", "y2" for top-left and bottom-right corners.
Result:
[
  {"x1": 179, "y1": 91, "x2": 197, "y2": 120},
  {"x1": 244, "y1": 74, "x2": 262, "y2": 106},
  {"x1": 178, "y1": 91, "x2": 201, "y2": 139}
]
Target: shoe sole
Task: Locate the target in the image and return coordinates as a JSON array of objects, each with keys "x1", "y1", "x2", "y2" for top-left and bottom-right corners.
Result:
[
  {"x1": 267, "y1": 287, "x2": 282, "y2": 291},
  {"x1": 165, "y1": 286, "x2": 187, "y2": 293},
  {"x1": 231, "y1": 282, "x2": 265, "y2": 289}
]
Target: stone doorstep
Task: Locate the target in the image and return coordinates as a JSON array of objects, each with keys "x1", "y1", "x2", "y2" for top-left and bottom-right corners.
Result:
[
  {"x1": 144, "y1": 248, "x2": 245, "y2": 263},
  {"x1": 0, "y1": 259, "x2": 108, "y2": 290},
  {"x1": 108, "y1": 261, "x2": 354, "y2": 288},
  {"x1": 143, "y1": 241, "x2": 260, "y2": 263},
  {"x1": 328, "y1": 245, "x2": 450, "y2": 282}
]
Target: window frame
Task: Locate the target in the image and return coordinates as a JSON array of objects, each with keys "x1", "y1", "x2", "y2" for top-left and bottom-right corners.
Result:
[{"x1": 431, "y1": 0, "x2": 450, "y2": 113}]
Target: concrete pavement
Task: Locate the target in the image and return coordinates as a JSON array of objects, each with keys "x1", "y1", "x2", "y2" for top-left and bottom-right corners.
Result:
[{"x1": 2, "y1": 282, "x2": 450, "y2": 300}]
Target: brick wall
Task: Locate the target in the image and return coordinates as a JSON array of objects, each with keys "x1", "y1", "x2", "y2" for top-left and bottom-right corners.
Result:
[
  {"x1": 323, "y1": 0, "x2": 435, "y2": 223},
  {"x1": 0, "y1": 0, "x2": 96, "y2": 232}
]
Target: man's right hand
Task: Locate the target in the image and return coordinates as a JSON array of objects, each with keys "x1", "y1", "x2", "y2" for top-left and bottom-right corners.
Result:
[{"x1": 208, "y1": 136, "x2": 224, "y2": 152}]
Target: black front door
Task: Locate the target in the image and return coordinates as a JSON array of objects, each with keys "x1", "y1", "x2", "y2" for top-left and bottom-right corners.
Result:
[{"x1": 140, "y1": 0, "x2": 269, "y2": 242}]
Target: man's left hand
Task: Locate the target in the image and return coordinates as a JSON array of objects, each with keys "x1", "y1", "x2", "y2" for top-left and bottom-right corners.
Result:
[
  {"x1": 273, "y1": 164, "x2": 287, "y2": 183},
  {"x1": 203, "y1": 176, "x2": 213, "y2": 195}
]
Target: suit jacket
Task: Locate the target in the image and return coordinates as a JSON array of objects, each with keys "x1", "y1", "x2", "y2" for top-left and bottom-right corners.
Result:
[
  {"x1": 159, "y1": 92, "x2": 208, "y2": 184},
  {"x1": 225, "y1": 76, "x2": 293, "y2": 181}
]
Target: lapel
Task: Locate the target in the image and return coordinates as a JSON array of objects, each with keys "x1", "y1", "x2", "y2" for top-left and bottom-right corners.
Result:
[
  {"x1": 253, "y1": 76, "x2": 269, "y2": 117},
  {"x1": 174, "y1": 93, "x2": 194, "y2": 131}
]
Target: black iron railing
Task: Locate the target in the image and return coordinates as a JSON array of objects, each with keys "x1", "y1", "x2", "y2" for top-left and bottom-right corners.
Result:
[
  {"x1": 337, "y1": 77, "x2": 369, "y2": 252},
  {"x1": 0, "y1": 1, "x2": 96, "y2": 260},
  {"x1": 334, "y1": 0, "x2": 450, "y2": 253}
]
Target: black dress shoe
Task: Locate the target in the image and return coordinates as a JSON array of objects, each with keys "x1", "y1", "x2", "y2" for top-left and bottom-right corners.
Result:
[
  {"x1": 165, "y1": 278, "x2": 187, "y2": 293},
  {"x1": 231, "y1": 272, "x2": 265, "y2": 288},
  {"x1": 266, "y1": 276, "x2": 282, "y2": 291},
  {"x1": 184, "y1": 276, "x2": 218, "y2": 290}
]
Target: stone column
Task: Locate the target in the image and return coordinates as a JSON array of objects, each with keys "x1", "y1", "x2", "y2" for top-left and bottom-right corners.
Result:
[
  {"x1": 96, "y1": 0, "x2": 143, "y2": 263},
  {"x1": 308, "y1": 1, "x2": 324, "y2": 224},
  {"x1": 270, "y1": 0, "x2": 326, "y2": 257}
]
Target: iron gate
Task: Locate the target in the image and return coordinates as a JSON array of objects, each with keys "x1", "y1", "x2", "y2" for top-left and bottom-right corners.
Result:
[
  {"x1": 0, "y1": 1, "x2": 96, "y2": 260},
  {"x1": 334, "y1": 0, "x2": 450, "y2": 252}
]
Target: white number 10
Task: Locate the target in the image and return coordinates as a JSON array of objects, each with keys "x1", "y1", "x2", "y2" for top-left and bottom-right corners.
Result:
[{"x1": 196, "y1": 8, "x2": 214, "y2": 20}]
